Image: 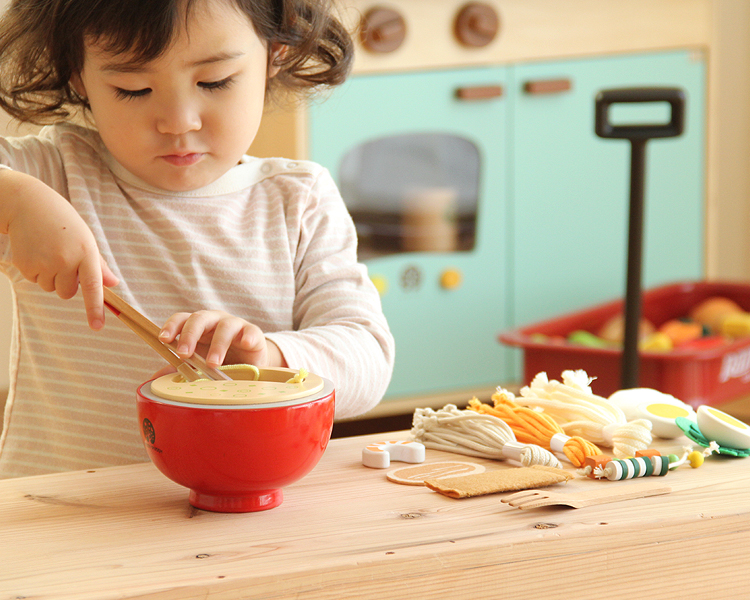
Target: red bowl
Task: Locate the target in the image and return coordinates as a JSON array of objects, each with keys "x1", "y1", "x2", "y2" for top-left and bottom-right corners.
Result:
[{"x1": 136, "y1": 375, "x2": 335, "y2": 512}]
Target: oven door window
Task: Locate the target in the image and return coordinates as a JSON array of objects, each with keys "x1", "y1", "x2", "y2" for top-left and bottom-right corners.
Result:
[{"x1": 338, "y1": 133, "x2": 480, "y2": 260}]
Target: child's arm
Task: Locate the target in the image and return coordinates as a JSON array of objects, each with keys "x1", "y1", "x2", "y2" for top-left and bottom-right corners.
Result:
[
  {"x1": 151, "y1": 166, "x2": 394, "y2": 418},
  {"x1": 0, "y1": 168, "x2": 118, "y2": 329},
  {"x1": 265, "y1": 171, "x2": 395, "y2": 418}
]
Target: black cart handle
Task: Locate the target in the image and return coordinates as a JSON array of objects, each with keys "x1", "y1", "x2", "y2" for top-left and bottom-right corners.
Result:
[{"x1": 595, "y1": 88, "x2": 685, "y2": 141}]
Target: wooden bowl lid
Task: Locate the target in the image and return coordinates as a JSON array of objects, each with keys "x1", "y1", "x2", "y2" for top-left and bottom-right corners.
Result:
[{"x1": 149, "y1": 366, "x2": 325, "y2": 406}]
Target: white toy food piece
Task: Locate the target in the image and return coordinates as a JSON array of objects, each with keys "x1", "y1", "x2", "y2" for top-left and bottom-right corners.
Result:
[
  {"x1": 697, "y1": 405, "x2": 750, "y2": 450},
  {"x1": 409, "y1": 404, "x2": 562, "y2": 468},
  {"x1": 362, "y1": 440, "x2": 426, "y2": 468},
  {"x1": 608, "y1": 388, "x2": 685, "y2": 420},
  {"x1": 608, "y1": 388, "x2": 697, "y2": 439}
]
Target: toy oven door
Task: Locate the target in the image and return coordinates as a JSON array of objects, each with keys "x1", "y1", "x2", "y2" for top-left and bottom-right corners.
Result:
[{"x1": 310, "y1": 66, "x2": 510, "y2": 399}]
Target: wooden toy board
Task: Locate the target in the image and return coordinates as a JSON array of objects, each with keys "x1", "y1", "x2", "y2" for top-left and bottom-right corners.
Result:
[{"x1": 149, "y1": 367, "x2": 324, "y2": 405}]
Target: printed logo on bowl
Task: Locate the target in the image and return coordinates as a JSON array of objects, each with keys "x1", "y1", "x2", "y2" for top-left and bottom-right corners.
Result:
[
  {"x1": 142, "y1": 418, "x2": 156, "y2": 444},
  {"x1": 141, "y1": 418, "x2": 162, "y2": 453}
]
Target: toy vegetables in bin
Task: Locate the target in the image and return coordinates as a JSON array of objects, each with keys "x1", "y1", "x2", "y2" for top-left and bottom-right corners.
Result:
[{"x1": 554, "y1": 296, "x2": 750, "y2": 353}]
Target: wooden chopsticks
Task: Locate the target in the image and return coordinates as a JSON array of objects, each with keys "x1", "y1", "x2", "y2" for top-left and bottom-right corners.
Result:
[{"x1": 103, "y1": 287, "x2": 231, "y2": 381}]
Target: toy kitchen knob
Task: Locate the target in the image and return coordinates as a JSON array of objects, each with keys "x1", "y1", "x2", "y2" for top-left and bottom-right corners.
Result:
[
  {"x1": 440, "y1": 268, "x2": 463, "y2": 290},
  {"x1": 360, "y1": 7, "x2": 407, "y2": 53},
  {"x1": 454, "y1": 2, "x2": 500, "y2": 48}
]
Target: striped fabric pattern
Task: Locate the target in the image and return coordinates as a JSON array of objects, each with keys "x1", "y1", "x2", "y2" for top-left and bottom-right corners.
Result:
[{"x1": 0, "y1": 124, "x2": 394, "y2": 478}]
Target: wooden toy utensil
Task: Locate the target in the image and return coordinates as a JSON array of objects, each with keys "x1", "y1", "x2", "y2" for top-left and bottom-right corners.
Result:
[
  {"x1": 501, "y1": 479, "x2": 671, "y2": 509},
  {"x1": 103, "y1": 287, "x2": 230, "y2": 381}
]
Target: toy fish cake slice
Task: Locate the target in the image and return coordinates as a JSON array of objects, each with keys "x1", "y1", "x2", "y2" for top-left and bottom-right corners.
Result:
[{"x1": 387, "y1": 461, "x2": 486, "y2": 485}]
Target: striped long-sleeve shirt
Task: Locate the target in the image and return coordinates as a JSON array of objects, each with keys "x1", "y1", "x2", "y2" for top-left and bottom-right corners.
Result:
[{"x1": 0, "y1": 123, "x2": 394, "y2": 478}]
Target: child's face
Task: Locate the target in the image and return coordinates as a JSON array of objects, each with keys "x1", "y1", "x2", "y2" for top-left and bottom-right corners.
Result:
[{"x1": 73, "y1": 0, "x2": 278, "y2": 192}]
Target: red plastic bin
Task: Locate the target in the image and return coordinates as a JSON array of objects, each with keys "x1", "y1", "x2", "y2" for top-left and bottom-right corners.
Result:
[{"x1": 499, "y1": 281, "x2": 750, "y2": 408}]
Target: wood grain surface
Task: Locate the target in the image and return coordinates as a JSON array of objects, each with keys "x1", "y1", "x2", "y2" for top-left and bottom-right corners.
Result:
[{"x1": 1, "y1": 431, "x2": 749, "y2": 600}]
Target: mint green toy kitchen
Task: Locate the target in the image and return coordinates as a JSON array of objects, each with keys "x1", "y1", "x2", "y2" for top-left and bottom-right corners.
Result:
[{"x1": 251, "y1": 0, "x2": 711, "y2": 409}]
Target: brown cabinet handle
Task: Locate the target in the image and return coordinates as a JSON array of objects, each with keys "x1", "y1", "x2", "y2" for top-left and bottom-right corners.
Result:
[
  {"x1": 455, "y1": 85, "x2": 504, "y2": 100},
  {"x1": 523, "y1": 78, "x2": 572, "y2": 95}
]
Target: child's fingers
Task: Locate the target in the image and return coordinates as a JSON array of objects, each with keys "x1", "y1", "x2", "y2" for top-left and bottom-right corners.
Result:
[
  {"x1": 54, "y1": 269, "x2": 80, "y2": 300},
  {"x1": 169, "y1": 311, "x2": 220, "y2": 357},
  {"x1": 158, "y1": 311, "x2": 267, "y2": 368},
  {"x1": 205, "y1": 318, "x2": 252, "y2": 367},
  {"x1": 78, "y1": 250, "x2": 105, "y2": 330},
  {"x1": 158, "y1": 312, "x2": 192, "y2": 345},
  {"x1": 234, "y1": 325, "x2": 269, "y2": 365},
  {"x1": 35, "y1": 271, "x2": 56, "y2": 293},
  {"x1": 100, "y1": 256, "x2": 119, "y2": 288}
]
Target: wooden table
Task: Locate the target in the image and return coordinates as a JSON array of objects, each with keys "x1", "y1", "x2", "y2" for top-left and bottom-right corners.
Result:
[{"x1": 2, "y1": 431, "x2": 750, "y2": 600}]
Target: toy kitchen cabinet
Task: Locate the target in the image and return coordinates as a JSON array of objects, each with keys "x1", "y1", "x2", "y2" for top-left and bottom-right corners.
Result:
[{"x1": 251, "y1": 0, "x2": 711, "y2": 410}]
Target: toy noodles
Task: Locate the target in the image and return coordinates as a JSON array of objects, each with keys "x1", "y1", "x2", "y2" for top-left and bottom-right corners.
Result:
[
  {"x1": 410, "y1": 404, "x2": 562, "y2": 468},
  {"x1": 513, "y1": 370, "x2": 652, "y2": 458},
  {"x1": 468, "y1": 389, "x2": 602, "y2": 467}
]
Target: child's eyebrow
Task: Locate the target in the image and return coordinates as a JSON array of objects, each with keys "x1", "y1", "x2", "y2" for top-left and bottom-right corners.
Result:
[{"x1": 100, "y1": 51, "x2": 246, "y2": 73}]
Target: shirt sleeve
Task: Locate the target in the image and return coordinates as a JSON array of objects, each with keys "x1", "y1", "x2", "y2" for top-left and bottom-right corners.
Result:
[
  {"x1": 265, "y1": 168, "x2": 396, "y2": 420},
  {"x1": 0, "y1": 128, "x2": 68, "y2": 193}
]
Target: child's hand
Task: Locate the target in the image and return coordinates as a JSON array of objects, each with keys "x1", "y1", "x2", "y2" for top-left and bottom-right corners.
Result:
[
  {"x1": 158, "y1": 310, "x2": 286, "y2": 369},
  {"x1": 0, "y1": 171, "x2": 118, "y2": 329}
]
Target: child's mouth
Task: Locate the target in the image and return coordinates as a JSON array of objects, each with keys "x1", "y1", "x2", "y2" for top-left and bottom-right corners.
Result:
[{"x1": 161, "y1": 153, "x2": 204, "y2": 166}]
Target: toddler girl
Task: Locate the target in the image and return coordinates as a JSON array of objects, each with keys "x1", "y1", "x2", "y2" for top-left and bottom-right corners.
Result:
[{"x1": 0, "y1": 0, "x2": 394, "y2": 478}]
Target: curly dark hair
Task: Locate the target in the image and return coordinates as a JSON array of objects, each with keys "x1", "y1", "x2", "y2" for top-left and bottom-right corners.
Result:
[{"x1": 0, "y1": 0, "x2": 354, "y2": 124}]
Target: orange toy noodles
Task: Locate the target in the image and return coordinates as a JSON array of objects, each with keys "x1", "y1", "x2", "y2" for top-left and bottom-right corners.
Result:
[{"x1": 468, "y1": 389, "x2": 601, "y2": 467}]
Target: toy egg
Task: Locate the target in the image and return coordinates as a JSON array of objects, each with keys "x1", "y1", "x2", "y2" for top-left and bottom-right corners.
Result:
[
  {"x1": 696, "y1": 405, "x2": 750, "y2": 450},
  {"x1": 608, "y1": 388, "x2": 696, "y2": 438},
  {"x1": 136, "y1": 366, "x2": 335, "y2": 513},
  {"x1": 636, "y1": 402, "x2": 697, "y2": 439}
]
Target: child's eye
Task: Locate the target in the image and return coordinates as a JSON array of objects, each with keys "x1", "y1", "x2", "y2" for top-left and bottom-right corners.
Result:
[
  {"x1": 114, "y1": 87, "x2": 151, "y2": 100},
  {"x1": 198, "y1": 77, "x2": 234, "y2": 92}
]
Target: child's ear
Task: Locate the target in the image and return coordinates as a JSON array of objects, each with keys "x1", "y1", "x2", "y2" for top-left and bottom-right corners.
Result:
[
  {"x1": 267, "y1": 43, "x2": 288, "y2": 78},
  {"x1": 69, "y1": 72, "x2": 87, "y2": 100}
]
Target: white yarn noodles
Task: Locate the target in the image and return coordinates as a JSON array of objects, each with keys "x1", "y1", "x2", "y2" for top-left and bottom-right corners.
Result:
[
  {"x1": 514, "y1": 370, "x2": 652, "y2": 459},
  {"x1": 410, "y1": 404, "x2": 562, "y2": 468}
]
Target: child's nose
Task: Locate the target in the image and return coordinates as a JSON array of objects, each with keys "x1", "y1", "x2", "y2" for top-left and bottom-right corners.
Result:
[{"x1": 156, "y1": 99, "x2": 202, "y2": 135}]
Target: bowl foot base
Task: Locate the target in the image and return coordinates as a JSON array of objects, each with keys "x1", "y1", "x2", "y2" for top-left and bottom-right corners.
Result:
[{"x1": 189, "y1": 488, "x2": 283, "y2": 512}]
